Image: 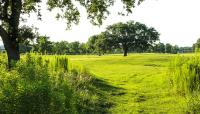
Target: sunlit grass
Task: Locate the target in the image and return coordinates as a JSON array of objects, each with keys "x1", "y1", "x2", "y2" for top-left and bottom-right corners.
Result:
[{"x1": 69, "y1": 53, "x2": 192, "y2": 113}]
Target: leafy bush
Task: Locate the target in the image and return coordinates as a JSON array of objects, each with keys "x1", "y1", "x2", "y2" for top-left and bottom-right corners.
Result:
[{"x1": 0, "y1": 54, "x2": 104, "y2": 114}]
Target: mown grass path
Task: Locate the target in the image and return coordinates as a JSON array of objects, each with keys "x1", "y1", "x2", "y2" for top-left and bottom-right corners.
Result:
[{"x1": 70, "y1": 54, "x2": 187, "y2": 114}]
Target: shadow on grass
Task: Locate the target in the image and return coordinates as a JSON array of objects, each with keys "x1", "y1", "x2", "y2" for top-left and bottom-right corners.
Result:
[
  {"x1": 92, "y1": 78, "x2": 124, "y2": 92},
  {"x1": 86, "y1": 78, "x2": 124, "y2": 114}
]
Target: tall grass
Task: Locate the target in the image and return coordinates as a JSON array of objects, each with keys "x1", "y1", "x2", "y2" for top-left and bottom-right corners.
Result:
[
  {"x1": 170, "y1": 55, "x2": 200, "y2": 95},
  {"x1": 0, "y1": 53, "x2": 105, "y2": 114},
  {"x1": 169, "y1": 54, "x2": 200, "y2": 113}
]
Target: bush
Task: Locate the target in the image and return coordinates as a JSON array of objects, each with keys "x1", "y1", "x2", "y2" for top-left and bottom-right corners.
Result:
[{"x1": 0, "y1": 54, "x2": 103, "y2": 114}]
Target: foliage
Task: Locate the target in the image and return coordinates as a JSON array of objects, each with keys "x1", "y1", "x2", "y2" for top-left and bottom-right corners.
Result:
[
  {"x1": 105, "y1": 21, "x2": 160, "y2": 56},
  {"x1": 165, "y1": 43, "x2": 172, "y2": 53},
  {"x1": 169, "y1": 54, "x2": 200, "y2": 113},
  {"x1": 193, "y1": 38, "x2": 200, "y2": 52},
  {"x1": 87, "y1": 32, "x2": 111, "y2": 55},
  {"x1": 52, "y1": 41, "x2": 69, "y2": 55},
  {"x1": 0, "y1": 54, "x2": 106, "y2": 114},
  {"x1": 153, "y1": 42, "x2": 165, "y2": 53},
  {"x1": 36, "y1": 36, "x2": 53, "y2": 54},
  {"x1": 179, "y1": 47, "x2": 193, "y2": 53}
]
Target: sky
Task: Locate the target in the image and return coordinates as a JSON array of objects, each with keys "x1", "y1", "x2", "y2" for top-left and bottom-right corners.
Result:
[{"x1": 1, "y1": 0, "x2": 200, "y2": 47}]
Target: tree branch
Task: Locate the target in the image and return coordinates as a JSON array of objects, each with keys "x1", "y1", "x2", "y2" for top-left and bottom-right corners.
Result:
[
  {"x1": 0, "y1": 0, "x2": 9, "y2": 22},
  {"x1": 0, "y1": 25, "x2": 8, "y2": 39},
  {"x1": 0, "y1": 25, "x2": 9, "y2": 48},
  {"x1": 2, "y1": 0, "x2": 9, "y2": 22}
]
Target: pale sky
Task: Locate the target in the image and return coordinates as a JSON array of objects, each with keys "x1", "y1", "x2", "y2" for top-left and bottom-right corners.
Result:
[{"x1": 2, "y1": 0, "x2": 200, "y2": 47}]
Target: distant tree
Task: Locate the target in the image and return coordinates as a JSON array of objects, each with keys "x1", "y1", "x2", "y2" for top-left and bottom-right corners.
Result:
[
  {"x1": 94, "y1": 36, "x2": 105, "y2": 56},
  {"x1": 171, "y1": 45, "x2": 179, "y2": 54},
  {"x1": 69, "y1": 41, "x2": 80, "y2": 54},
  {"x1": 165, "y1": 43, "x2": 172, "y2": 53},
  {"x1": 87, "y1": 32, "x2": 112, "y2": 55},
  {"x1": 36, "y1": 36, "x2": 53, "y2": 54},
  {"x1": 79, "y1": 43, "x2": 87, "y2": 54},
  {"x1": 153, "y1": 42, "x2": 165, "y2": 53},
  {"x1": 87, "y1": 35, "x2": 98, "y2": 53},
  {"x1": 19, "y1": 40, "x2": 32, "y2": 53},
  {"x1": 192, "y1": 44, "x2": 196, "y2": 52},
  {"x1": 193, "y1": 38, "x2": 200, "y2": 52},
  {"x1": 52, "y1": 41, "x2": 69, "y2": 55},
  {"x1": 179, "y1": 47, "x2": 193, "y2": 53},
  {"x1": 106, "y1": 21, "x2": 159, "y2": 56},
  {"x1": 18, "y1": 26, "x2": 38, "y2": 53}
]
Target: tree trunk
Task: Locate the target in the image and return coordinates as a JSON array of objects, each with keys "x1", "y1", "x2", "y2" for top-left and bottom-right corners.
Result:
[
  {"x1": 0, "y1": 26, "x2": 20, "y2": 68},
  {"x1": 6, "y1": 40, "x2": 20, "y2": 68},
  {"x1": 0, "y1": 0, "x2": 22, "y2": 68},
  {"x1": 123, "y1": 49, "x2": 128, "y2": 56},
  {"x1": 123, "y1": 45, "x2": 128, "y2": 56},
  {"x1": 98, "y1": 51, "x2": 101, "y2": 56}
]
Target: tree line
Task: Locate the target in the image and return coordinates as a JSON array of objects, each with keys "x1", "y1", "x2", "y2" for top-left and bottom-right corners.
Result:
[
  {"x1": 16, "y1": 21, "x2": 159, "y2": 55},
  {"x1": 10, "y1": 21, "x2": 193, "y2": 56}
]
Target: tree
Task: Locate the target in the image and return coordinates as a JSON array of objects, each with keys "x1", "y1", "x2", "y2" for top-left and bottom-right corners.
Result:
[
  {"x1": 69, "y1": 41, "x2": 80, "y2": 54},
  {"x1": 52, "y1": 41, "x2": 69, "y2": 55},
  {"x1": 165, "y1": 43, "x2": 172, "y2": 53},
  {"x1": 106, "y1": 21, "x2": 159, "y2": 56},
  {"x1": 0, "y1": 0, "x2": 144, "y2": 68},
  {"x1": 19, "y1": 40, "x2": 33, "y2": 53},
  {"x1": 193, "y1": 38, "x2": 200, "y2": 52},
  {"x1": 87, "y1": 35, "x2": 98, "y2": 53},
  {"x1": 79, "y1": 43, "x2": 87, "y2": 54},
  {"x1": 171, "y1": 45, "x2": 179, "y2": 54},
  {"x1": 179, "y1": 47, "x2": 193, "y2": 53},
  {"x1": 87, "y1": 32, "x2": 111, "y2": 55},
  {"x1": 153, "y1": 42, "x2": 165, "y2": 53},
  {"x1": 18, "y1": 25, "x2": 38, "y2": 53},
  {"x1": 36, "y1": 36, "x2": 53, "y2": 54}
]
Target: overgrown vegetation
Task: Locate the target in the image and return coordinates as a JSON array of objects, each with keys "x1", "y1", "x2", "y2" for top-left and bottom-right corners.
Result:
[
  {"x1": 0, "y1": 54, "x2": 109, "y2": 114},
  {"x1": 169, "y1": 54, "x2": 200, "y2": 113}
]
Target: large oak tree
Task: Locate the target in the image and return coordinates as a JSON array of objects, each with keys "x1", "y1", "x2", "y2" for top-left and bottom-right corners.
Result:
[
  {"x1": 0, "y1": 0, "x2": 144, "y2": 68},
  {"x1": 106, "y1": 21, "x2": 159, "y2": 56}
]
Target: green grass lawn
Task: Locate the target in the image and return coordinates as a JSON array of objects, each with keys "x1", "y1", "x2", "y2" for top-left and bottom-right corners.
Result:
[{"x1": 69, "y1": 53, "x2": 190, "y2": 114}]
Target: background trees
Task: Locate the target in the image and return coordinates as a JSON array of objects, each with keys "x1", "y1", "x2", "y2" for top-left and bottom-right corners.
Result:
[
  {"x1": 87, "y1": 32, "x2": 111, "y2": 56},
  {"x1": 193, "y1": 38, "x2": 200, "y2": 52},
  {"x1": 52, "y1": 41, "x2": 69, "y2": 55},
  {"x1": 153, "y1": 42, "x2": 165, "y2": 53},
  {"x1": 36, "y1": 36, "x2": 53, "y2": 54}
]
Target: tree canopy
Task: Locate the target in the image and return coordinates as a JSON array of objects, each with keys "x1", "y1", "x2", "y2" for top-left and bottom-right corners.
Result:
[{"x1": 105, "y1": 21, "x2": 160, "y2": 56}]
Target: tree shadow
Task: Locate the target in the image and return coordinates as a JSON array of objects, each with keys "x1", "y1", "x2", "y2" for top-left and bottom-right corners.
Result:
[
  {"x1": 85, "y1": 77, "x2": 125, "y2": 114},
  {"x1": 92, "y1": 78, "x2": 124, "y2": 92}
]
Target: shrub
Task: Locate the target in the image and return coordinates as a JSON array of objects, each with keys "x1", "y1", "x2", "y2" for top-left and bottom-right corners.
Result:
[{"x1": 0, "y1": 54, "x2": 103, "y2": 114}]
